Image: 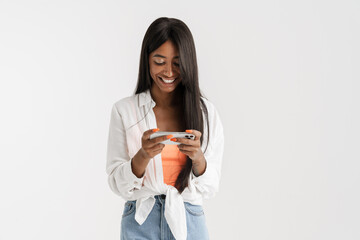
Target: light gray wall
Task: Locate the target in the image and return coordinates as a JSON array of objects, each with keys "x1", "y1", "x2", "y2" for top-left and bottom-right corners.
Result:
[{"x1": 0, "y1": 0, "x2": 359, "y2": 239}]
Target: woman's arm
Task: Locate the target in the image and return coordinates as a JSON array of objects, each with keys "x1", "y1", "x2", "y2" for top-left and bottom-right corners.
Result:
[
  {"x1": 106, "y1": 104, "x2": 145, "y2": 198},
  {"x1": 190, "y1": 104, "x2": 225, "y2": 199}
]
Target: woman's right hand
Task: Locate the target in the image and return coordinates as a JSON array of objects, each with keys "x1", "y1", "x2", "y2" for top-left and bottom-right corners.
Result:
[
  {"x1": 131, "y1": 128, "x2": 173, "y2": 178},
  {"x1": 139, "y1": 128, "x2": 173, "y2": 160}
]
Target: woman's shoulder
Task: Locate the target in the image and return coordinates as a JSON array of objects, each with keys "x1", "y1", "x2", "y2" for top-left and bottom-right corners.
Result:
[
  {"x1": 114, "y1": 92, "x2": 146, "y2": 108},
  {"x1": 113, "y1": 90, "x2": 151, "y2": 110},
  {"x1": 113, "y1": 95, "x2": 136, "y2": 108},
  {"x1": 112, "y1": 91, "x2": 145, "y2": 112}
]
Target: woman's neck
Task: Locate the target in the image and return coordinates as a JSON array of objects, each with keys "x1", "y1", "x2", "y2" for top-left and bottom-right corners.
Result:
[{"x1": 150, "y1": 86, "x2": 182, "y2": 108}]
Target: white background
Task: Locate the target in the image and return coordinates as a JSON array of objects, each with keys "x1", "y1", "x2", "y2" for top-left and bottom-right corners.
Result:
[{"x1": 1, "y1": 0, "x2": 359, "y2": 239}]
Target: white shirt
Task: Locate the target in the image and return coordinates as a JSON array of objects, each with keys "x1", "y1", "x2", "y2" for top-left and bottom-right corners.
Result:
[{"x1": 106, "y1": 89, "x2": 224, "y2": 240}]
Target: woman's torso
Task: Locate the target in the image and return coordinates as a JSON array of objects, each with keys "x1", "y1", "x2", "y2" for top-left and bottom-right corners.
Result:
[
  {"x1": 153, "y1": 104, "x2": 187, "y2": 187},
  {"x1": 153, "y1": 105, "x2": 185, "y2": 131},
  {"x1": 107, "y1": 88, "x2": 218, "y2": 205}
]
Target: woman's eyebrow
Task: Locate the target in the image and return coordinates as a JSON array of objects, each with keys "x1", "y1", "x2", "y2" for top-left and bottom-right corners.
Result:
[{"x1": 152, "y1": 54, "x2": 179, "y2": 59}]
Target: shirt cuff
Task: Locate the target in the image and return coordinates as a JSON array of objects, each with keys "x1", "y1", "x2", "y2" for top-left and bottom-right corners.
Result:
[
  {"x1": 124, "y1": 158, "x2": 145, "y2": 190},
  {"x1": 190, "y1": 160, "x2": 208, "y2": 192}
]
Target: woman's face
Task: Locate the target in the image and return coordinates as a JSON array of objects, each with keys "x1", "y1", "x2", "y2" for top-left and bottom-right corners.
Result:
[{"x1": 149, "y1": 40, "x2": 182, "y2": 93}]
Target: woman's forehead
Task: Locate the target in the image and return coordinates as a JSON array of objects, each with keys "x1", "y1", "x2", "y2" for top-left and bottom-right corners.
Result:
[{"x1": 151, "y1": 41, "x2": 179, "y2": 58}]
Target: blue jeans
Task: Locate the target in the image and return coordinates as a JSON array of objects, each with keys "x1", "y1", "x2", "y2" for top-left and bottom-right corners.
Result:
[{"x1": 120, "y1": 195, "x2": 210, "y2": 240}]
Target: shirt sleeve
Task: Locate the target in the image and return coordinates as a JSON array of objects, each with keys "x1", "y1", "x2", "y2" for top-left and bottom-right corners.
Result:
[
  {"x1": 190, "y1": 104, "x2": 225, "y2": 199},
  {"x1": 105, "y1": 103, "x2": 144, "y2": 198}
]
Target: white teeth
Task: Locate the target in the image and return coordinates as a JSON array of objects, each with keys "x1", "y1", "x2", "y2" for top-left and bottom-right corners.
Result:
[{"x1": 160, "y1": 77, "x2": 175, "y2": 83}]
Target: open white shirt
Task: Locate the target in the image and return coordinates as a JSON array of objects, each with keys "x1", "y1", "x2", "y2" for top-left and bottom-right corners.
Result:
[{"x1": 106, "y1": 89, "x2": 224, "y2": 240}]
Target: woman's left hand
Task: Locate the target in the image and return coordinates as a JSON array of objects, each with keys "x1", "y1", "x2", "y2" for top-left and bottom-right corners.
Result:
[{"x1": 170, "y1": 129, "x2": 205, "y2": 165}]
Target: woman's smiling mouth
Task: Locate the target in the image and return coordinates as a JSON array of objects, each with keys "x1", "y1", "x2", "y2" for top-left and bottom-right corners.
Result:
[{"x1": 159, "y1": 76, "x2": 177, "y2": 84}]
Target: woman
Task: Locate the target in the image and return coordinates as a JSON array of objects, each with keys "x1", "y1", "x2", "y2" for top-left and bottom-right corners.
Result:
[{"x1": 106, "y1": 17, "x2": 224, "y2": 240}]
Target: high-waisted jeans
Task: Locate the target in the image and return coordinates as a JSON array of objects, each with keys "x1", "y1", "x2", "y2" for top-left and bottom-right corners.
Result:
[{"x1": 120, "y1": 194, "x2": 210, "y2": 240}]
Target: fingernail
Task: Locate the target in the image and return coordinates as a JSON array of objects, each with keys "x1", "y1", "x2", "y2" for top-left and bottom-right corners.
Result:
[
  {"x1": 185, "y1": 130, "x2": 192, "y2": 133},
  {"x1": 166, "y1": 134, "x2": 173, "y2": 139},
  {"x1": 170, "y1": 138, "x2": 177, "y2": 142},
  {"x1": 153, "y1": 128, "x2": 159, "y2": 132}
]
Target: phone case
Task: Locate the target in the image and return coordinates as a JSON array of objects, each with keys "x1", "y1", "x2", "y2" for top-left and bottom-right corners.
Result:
[{"x1": 149, "y1": 131, "x2": 195, "y2": 145}]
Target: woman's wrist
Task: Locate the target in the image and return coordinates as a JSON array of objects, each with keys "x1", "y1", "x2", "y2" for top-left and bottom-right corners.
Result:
[
  {"x1": 192, "y1": 156, "x2": 207, "y2": 177},
  {"x1": 131, "y1": 148, "x2": 151, "y2": 178}
]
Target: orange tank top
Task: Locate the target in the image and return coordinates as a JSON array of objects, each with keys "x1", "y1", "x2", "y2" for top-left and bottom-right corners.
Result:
[{"x1": 161, "y1": 144, "x2": 187, "y2": 187}]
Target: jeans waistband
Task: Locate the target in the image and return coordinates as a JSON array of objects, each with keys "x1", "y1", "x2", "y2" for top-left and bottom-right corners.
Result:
[{"x1": 154, "y1": 194, "x2": 166, "y2": 204}]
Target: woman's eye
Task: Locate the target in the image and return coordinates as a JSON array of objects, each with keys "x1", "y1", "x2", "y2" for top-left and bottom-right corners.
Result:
[{"x1": 154, "y1": 62, "x2": 180, "y2": 66}]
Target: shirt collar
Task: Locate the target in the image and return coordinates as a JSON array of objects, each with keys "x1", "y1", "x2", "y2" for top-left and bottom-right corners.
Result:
[{"x1": 139, "y1": 89, "x2": 155, "y2": 107}]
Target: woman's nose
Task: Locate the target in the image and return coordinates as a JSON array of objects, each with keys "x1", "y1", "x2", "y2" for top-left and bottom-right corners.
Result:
[{"x1": 163, "y1": 64, "x2": 174, "y2": 77}]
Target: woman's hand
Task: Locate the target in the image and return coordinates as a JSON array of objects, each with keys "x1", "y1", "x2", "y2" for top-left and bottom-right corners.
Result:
[
  {"x1": 170, "y1": 129, "x2": 206, "y2": 170},
  {"x1": 140, "y1": 128, "x2": 173, "y2": 160},
  {"x1": 131, "y1": 128, "x2": 173, "y2": 178}
]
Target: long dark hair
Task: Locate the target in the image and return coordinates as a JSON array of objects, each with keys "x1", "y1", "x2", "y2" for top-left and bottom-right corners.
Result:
[{"x1": 134, "y1": 17, "x2": 210, "y2": 194}]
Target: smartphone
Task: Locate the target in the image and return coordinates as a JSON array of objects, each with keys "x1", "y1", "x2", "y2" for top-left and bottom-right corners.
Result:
[{"x1": 149, "y1": 131, "x2": 195, "y2": 145}]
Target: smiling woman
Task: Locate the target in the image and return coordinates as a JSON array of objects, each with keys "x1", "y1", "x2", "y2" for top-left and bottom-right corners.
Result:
[
  {"x1": 149, "y1": 40, "x2": 181, "y2": 92},
  {"x1": 106, "y1": 17, "x2": 225, "y2": 240}
]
